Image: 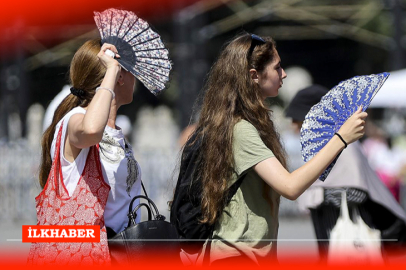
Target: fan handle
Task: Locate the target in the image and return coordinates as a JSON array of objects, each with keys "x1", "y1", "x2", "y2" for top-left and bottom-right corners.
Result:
[{"x1": 105, "y1": 49, "x2": 115, "y2": 58}]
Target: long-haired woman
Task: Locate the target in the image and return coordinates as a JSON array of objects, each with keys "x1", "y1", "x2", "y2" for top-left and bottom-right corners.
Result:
[
  {"x1": 182, "y1": 33, "x2": 367, "y2": 265},
  {"x1": 27, "y1": 40, "x2": 141, "y2": 265}
]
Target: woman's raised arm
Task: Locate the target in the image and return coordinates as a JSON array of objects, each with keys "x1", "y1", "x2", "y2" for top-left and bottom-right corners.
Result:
[
  {"x1": 255, "y1": 107, "x2": 367, "y2": 200},
  {"x1": 68, "y1": 43, "x2": 121, "y2": 150}
]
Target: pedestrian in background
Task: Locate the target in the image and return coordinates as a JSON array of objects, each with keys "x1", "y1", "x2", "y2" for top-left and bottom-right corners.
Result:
[{"x1": 285, "y1": 84, "x2": 406, "y2": 260}]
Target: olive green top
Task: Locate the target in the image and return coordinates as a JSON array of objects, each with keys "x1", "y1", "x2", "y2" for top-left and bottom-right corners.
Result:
[{"x1": 209, "y1": 120, "x2": 280, "y2": 264}]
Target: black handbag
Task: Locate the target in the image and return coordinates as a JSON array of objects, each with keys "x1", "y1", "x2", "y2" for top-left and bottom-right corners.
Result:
[{"x1": 108, "y1": 182, "x2": 180, "y2": 265}]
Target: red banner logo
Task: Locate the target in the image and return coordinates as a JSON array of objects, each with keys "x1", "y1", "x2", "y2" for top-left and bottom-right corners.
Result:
[{"x1": 22, "y1": 225, "x2": 100, "y2": 242}]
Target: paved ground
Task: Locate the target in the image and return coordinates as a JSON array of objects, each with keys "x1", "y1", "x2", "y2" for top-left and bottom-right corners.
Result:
[{"x1": 277, "y1": 216, "x2": 319, "y2": 262}]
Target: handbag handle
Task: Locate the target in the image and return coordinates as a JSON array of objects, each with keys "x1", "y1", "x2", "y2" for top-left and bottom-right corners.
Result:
[
  {"x1": 140, "y1": 180, "x2": 158, "y2": 219},
  {"x1": 128, "y1": 195, "x2": 166, "y2": 226},
  {"x1": 140, "y1": 181, "x2": 166, "y2": 221},
  {"x1": 129, "y1": 195, "x2": 160, "y2": 216},
  {"x1": 128, "y1": 203, "x2": 152, "y2": 227}
]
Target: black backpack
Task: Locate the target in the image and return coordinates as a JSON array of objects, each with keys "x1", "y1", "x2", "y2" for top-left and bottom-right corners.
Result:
[{"x1": 170, "y1": 130, "x2": 244, "y2": 253}]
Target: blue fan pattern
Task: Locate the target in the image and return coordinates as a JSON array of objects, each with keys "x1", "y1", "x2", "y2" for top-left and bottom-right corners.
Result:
[
  {"x1": 94, "y1": 8, "x2": 171, "y2": 95},
  {"x1": 300, "y1": 72, "x2": 389, "y2": 181}
]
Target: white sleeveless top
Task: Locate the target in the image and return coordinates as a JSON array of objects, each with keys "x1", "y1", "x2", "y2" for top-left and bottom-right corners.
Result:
[{"x1": 51, "y1": 107, "x2": 142, "y2": 233}]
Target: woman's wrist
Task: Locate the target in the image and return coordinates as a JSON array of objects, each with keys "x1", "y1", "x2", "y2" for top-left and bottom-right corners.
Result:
[
  {"x1": 330, "y1": 135, "x2": 346, "y2": 151},
  {"x1": 105, "y1": 64, "x2": 121, "y2": 75},
  {"x1": 96, "y1": 87, "x2": 115, "y2": 99},
  {"x1": 334, "y1": 132, "x2": 348, "y2": 148}
]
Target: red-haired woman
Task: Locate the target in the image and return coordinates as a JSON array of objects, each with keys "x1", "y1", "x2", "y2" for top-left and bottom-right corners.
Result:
[{"x1": 28, "y1": 40, "x2": 141, "y2": 265}]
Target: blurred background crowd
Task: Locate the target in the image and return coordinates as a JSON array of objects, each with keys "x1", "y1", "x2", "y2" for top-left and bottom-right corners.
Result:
[{"x1": 1, "y1": 0, "x2": 406, "y2": 261}]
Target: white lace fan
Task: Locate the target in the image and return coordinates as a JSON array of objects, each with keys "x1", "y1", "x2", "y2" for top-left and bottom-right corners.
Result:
[{"x1": 94, "y1": 8, "x2": 172, "y2": 95}]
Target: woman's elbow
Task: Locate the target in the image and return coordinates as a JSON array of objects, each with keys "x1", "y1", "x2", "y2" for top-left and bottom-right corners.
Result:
[
  {"x1": 82, "y1": 125, "x2": 104, "y2": 140},
  {"x1": 84, "y1": 131, "x2": 103, "y2": 145},
  {"x1": 84, "y1": 129, "x2": 103, "y2": 139},
  {"x1": 281, "y1": 186, "x2": 302, "y2": 201},
  {"x1": 72, "y1": 129, "x2": 103, "y2": 149},
  {"x1": 282, "y1": 193, "x2": 299, "y2": 201}
]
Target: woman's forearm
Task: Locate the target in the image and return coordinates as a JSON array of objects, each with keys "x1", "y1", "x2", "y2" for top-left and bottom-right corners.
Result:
[
  {"x1": 82, "y1": 66, "x2": 120, "y2": 136},
  {"x1": 255, "y1": 135, "x2": 346, "y2": 200},
  {"x1": 287, "y1": 135, "x2": 345, "y2": 197}
]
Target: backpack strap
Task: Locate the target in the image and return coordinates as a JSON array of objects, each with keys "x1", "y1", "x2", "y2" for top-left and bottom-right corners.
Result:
[
  {"x1": 225, "y1": 173, "x2": 246, "y2": 204},
  {"x1": 203, "y1": 173, "x2": 246, "y2": 266}
]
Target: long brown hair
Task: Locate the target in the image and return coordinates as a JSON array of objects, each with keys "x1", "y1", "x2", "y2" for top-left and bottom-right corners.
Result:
[
  {"x1": 39, "y1": 39, "x2": 106, "y2": 188},
  {"x1": 192, "y1": 33, "x2": 287, "y2": 224}
]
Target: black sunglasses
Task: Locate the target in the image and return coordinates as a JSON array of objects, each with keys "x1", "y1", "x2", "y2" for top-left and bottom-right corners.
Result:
[{"x1": 248, "y1": 34, "x2": 266, "y2": 58}]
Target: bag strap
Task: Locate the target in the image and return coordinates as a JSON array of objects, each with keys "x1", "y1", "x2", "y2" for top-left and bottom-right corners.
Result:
[
  {"x1": 226, "y1": 173, "x2": 245, "y2": 204},
  {"x1": 132, "y1": 181, "x2": 166, "y2": 221},
  {"x1": 204, "y1": 173, "x2": 246, "y2": 238},
  {"x1": 141, "y1": 180, "x2": 149, "y2": 198},
  {"x1": 202, "y1": 238, "x2": 212, "y2": 266},
  {"x1": 52, "y1": 121, "x2": 65, "y2": 196},
  {"x1": 140, "y1": 180, "x2": 160, "y2": 219},
  {"x1": 202, "y1": 173, "x2": 246, "y2": 266},
  {"x1": 340, "y1": 190, "x2": 351, "y2": 221}
]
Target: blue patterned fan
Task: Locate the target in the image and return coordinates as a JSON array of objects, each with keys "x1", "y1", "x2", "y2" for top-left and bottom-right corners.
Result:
[
  {"x1": 94, "y1": 8, "x2": 172, "y2": 95},
  {"x1": 300, "y1": 73, "x2": 389, "y2": 181}
]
